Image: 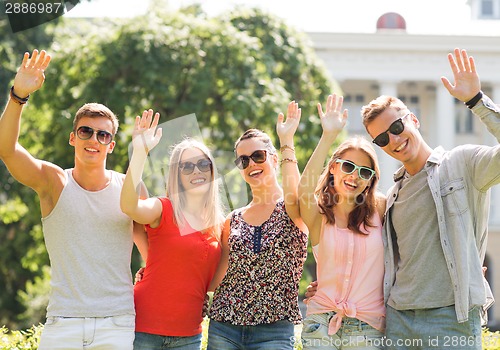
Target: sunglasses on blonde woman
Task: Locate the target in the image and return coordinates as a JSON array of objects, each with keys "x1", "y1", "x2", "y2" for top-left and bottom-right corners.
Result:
[
  {"x1": 179, "y1": 159, "x2": 212, "y2": 175},
  {"x1": 335, "y1": 159, "x2": 375, "y2": 181},
  {"x1": 234, "y1": 150, "x2": 267, "y2": 170}
]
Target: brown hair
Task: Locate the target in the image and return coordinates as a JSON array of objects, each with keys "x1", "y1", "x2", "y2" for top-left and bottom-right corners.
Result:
[
  {"x1": 234, "y1": 129, "x2": 276, "y2": 155},
  {"x1": 361, "y1": 95, "x2": 410, "y2": 127},
  {"x1": 315, "y1": 136, "x2": 380, "y2": 234},
  {"x1": 73, "y1": 103, "x2": 119, "y2": 135}
]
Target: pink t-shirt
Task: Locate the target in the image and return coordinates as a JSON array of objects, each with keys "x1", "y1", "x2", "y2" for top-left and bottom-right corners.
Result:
[
  {"x1": 134, "y1": 197, "x2": 221, "y2": 336},
  {"x1": 306, "y1": 214, "x2": 385, "y2": 334}
]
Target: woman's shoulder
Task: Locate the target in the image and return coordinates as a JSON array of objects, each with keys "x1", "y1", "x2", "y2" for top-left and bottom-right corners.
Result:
[
  {"x1": 154, "y1": 196, "x2": 173, "y2": 215},
  {"x1": 275, "y1": 198, "x2": 286, "y2": 211}
]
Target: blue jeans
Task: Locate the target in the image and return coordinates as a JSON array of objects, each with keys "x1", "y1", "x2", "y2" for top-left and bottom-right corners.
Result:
[
  {"x1": 385, "y1": 305, "x2": 482, "y2": 350},
  {"x1": 301, "y1": 312, "x2": 384, "y2": 349},
  {"x1": 133, "y1": 332, "x2": 202, "y2": 349},
  {"x1": 207, "y1": 319, "x2": 294, "y2": 350}
]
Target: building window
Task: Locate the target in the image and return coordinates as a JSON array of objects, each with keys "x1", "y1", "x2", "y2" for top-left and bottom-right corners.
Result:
[
  {"x1": 455, "y1": 99, "x2": 475, "y2": 134},
  {"x1": 355, "y1": 94, "x2": 364, "y2": 103},
  {"x1": 343, "y1": 94, "x2": 365, "y2": 133},
  {"x1": 479, "y1": 0, "x2": 500, "y2": 18},
  {"x1": 399, "y1": 95, "x2": 420, "y2": 122},
  {"x1": 482, "y1": 0, "x2": 494, "y2": 16}
]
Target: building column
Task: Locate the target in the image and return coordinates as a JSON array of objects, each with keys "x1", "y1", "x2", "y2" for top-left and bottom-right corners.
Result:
[
  {"x1": 488, "y1": 84, "x2": 500, "y2": 227},
  {"x1": 377, "y1": 81, "x2": 401, "y2": 193},
  {"x1": 436, "y1": 83, "x2": 455, "y2": 150},
  {"x1": 488, "y1": 84, "x2": 500, "y2": 145},
  {"x1": 492, "y1": 84, "x2": 500, "y2": 104}
]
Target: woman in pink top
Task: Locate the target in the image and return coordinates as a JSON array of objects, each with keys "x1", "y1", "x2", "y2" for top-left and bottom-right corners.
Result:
[
  {"x1": 298, "y1": 94, "x2": 386, "y2": 349},
  {"x1": 121, "y1": 110, "x2": 225, "y2": 349}
]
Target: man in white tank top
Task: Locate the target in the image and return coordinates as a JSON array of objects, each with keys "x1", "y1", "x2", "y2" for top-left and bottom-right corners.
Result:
[{"x1": 0, "y1": 50, "x2": 141, "y2": 349}]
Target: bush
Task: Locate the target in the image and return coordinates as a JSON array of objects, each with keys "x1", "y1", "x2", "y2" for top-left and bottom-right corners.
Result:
[
  {"x1": 0, "y1": 324, "x2": 42, "y2": 350},
  {"x1": 484, "y1": 328, "x2": 500, "y2": 349}
]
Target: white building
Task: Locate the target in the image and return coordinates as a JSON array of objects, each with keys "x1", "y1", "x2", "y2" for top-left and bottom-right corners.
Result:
[{"x1": 306, "y1": 2, "x2": 500, "y2": 327}]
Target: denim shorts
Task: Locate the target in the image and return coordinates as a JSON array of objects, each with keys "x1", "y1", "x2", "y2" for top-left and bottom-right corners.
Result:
[
  {"x1": 301, "y1": 312, "x2": 384, "y2": 349},
  {"x1": 133, "y1": 331, "x2": 202, "y2": 349},
  {"x1": 207, "y1": 319, "x2": 295, "y2": 350},
  {"x1": 385, "y1": 305, "x2": 482, "y2": 350},
  {"x1": 38, "y1": 315, "x2": 135, "y2": 350}
]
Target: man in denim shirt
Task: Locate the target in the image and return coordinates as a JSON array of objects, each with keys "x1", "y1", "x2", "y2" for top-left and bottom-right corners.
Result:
[{"x1": 362, "y1": 48, "x2": 500, "y2": 349}]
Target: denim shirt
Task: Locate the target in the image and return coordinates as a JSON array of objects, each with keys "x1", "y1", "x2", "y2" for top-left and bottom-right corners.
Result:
[{"x1": 383, "y1": 94, "x2": 500, "y2": 323}]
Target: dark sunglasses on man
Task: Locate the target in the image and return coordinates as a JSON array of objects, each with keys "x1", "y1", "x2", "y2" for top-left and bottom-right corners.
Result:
[
  {"x1": 372, "y1": 113, "x2": 411, "y2": 147},
  {"x1": 76, "y1": 126, "x2": 113, "y2": 145},
  {"x1": 234, "y1": 150, "x2": 267, "y2": 170},
  {"x1": 179, "y1": 159, "x2": 212, "y2": 175}
]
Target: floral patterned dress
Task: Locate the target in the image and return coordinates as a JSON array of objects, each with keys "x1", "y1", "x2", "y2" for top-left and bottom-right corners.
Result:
[{"x1": 209, "y1": 199, "x2": 308, "y2": 325}]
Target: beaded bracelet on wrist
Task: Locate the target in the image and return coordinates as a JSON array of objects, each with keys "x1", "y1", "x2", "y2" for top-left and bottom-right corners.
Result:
[
  {"x1": 279, "y1": 145, "x2": 295, "y2": 153},
  {"x1": 280, "y1": 157, "x2": 298, "y2": 166}
]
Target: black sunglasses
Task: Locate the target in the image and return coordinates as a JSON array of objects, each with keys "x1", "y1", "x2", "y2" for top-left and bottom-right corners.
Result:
[
  {"x1": 234, "y1": 150, "x2": 267, "y2": 170},
  {"x1": 76, "y1": 126, "x2": 113, "y2": 145},
  {"x1": 179, "y1": 159, "x2": 212, "y2": 175},
  {"x1": 335, "y1": 159, "x2": 375, "y2": 181},
  {"x1": 372, "y1": 113, "x2": 410, "y2": 147}
]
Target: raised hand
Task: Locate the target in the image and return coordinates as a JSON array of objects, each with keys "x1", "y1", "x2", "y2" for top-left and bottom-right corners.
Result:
[
  {"x1": 441, "y1": 48, "x2": 481, "y2": 102},
  {"x1": 276, "y1": 101, "x2": 301, "y2": 143},
  {"x1": 317, "y1": 93, "x2": 348, "y2": 135},
  {"x1": 132, "y1": 109, "x2": 162, "y2": 154},
  {"x1": 13, "y1": 49, "x2": 51, "y2": 98}
]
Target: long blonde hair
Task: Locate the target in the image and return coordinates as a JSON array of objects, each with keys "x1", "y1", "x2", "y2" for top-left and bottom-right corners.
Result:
[
  {"x1": 315, "y1": 136, "x2": 380, "y2": 234},
  {"x1": 166, "y1": 138, "x2": 225, "y2": 240}
]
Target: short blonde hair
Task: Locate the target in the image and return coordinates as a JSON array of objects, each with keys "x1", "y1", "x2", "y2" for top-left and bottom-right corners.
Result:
[
  {"x1": 73, "y1": 103, "x2": 119, "y2": 135},
  {"x1": 361, "y1": 95, "x2": 410, "y2": 128}
]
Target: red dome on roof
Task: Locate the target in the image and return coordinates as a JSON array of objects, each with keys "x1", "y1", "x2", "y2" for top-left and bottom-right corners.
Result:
[{"x1": 376, "y1": 12, "x2": 407, "y2": 31}]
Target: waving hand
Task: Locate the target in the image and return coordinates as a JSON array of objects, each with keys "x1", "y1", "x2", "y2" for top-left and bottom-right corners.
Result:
[
  {"x1": 441, "y1": 48, "x2": 481, "y2": 102},
  {"x1": 317, "y1": 93, "x2": 348, "y2": 136},
  {"x1": 13, "y1": 49, "x2": 51, "y2": 98},
  {"x1": 132, "y1": 109, "x2": 162, "y2": 154},
  {"x1": 276, "y1": 100, "x2": 301, "y2": 143}
]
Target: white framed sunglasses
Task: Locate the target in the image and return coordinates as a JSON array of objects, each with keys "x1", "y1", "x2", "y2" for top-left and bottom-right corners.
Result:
[{"x1": 335, "y1": 159, "x2": 375, "y2": 181}]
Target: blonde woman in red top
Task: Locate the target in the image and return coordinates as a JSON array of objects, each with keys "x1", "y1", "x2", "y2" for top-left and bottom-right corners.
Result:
[
  {"x1": 121, "y1": 110, "x2": 225, "y2": 349},
  {"x1": 299, "y1": 94, "x2": 386, "y2": 349}
]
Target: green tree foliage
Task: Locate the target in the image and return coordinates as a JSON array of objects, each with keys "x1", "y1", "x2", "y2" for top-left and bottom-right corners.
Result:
[
  {"x1": 0, "y1": 4, "x2": 64, "y2": 330},
  {"x1": 0, "y1": 6, "x2": 340, "y2": 328}
]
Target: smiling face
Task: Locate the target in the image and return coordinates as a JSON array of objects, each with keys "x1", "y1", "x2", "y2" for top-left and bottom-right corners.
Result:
[
  {"x1": 69, "y1": 116, "x2": 116, "y2": 165},
  {"x1": 178, "y1": 147, "x2": 213, "y2": 195},
  {"x1": 330, "y1": 149, "x2": 374, "y2": 200},
  {"x1": 235, "y1": 138, "x2": 278, "y2": 187},
  {"x1": 364, "y1": 105, "x2": 429, "y2": 171}
]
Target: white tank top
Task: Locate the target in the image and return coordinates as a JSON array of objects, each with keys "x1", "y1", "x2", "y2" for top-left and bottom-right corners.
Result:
[{"x1": 42, "y1": 169, "x2": 134, "y2": 317}]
